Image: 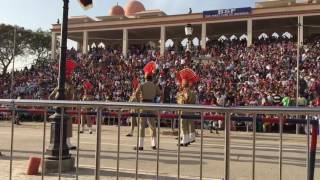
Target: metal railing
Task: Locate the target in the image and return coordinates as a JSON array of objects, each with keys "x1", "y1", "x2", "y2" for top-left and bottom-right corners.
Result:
[{"x1": 0, "y1": 99, "x2": 319, "y2": 180}]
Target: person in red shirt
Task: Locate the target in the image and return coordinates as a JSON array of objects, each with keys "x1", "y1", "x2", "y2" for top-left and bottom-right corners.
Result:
[{"x1": 132, "y1": 76, "x2": 140, "y2": 90}]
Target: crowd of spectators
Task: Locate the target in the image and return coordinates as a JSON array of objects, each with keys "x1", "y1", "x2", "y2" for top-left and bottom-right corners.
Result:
[{"x1": 1, "y1": 37, "x2": 320, "y2": 108}]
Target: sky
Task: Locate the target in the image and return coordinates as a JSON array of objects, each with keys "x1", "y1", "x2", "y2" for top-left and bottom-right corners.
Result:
[{"x1": 0, "y1": 0, "x2": 256, "y2": 30}]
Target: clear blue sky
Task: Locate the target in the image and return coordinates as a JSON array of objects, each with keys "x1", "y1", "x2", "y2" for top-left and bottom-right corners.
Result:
[{"x1": 0, "y1": 0, "x2": 256, "y2": 30}]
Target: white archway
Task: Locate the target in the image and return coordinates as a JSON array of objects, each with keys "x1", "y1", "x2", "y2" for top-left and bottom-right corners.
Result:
[
  {"x1": 192, "y1": 37, "x2": 200, "y2": 46},
  {"x1": 165, "y1": 39, "x2": 174, "y2": 48},
  {"x1": 239, "y1": 34, "x2": 247, "y2": 41},
  {"x1": 218, "y1": 35, "x2": 228, "y2": 42},
  {"x1": 98, "y1": 42, "x2": 106, "y2": 48},
  {"x1": 258, "y1": 33, "x2": 269, "y2": 40},
  {"x1": 147, "y1": 41, "x2": 156, "y2": 48},
  {"x1": 200, "y1": 37, "x2": 210, "y2": 45},
  {"x1": 181, "y1": 38, "x2": 188, "y2": 46},
  {"x1": 272, "y1": 32, "x2": 280, "y2": 39},
  {"x1": 230, "y1": 35, "x2": 238, "y2": 41},
  {"x1": 282, "y1": 32, "x2": 293, "y2": 39}
]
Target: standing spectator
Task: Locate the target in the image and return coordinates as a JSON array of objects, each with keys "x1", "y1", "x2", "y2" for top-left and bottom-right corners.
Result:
[{"x1": 80, "y1": 81, "x2": 94, "y2": 134}]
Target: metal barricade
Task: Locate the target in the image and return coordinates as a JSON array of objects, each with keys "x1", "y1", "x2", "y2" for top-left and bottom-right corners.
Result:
[{"x1": 0, "y1": 99, "x2": 319, "y2": 180}]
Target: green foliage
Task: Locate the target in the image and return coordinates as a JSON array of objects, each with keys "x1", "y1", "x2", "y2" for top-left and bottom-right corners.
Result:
[
  {"x1": 0, "y1": 24, "x2": 51, "y2": 75},
  {"x1": 29, "y1": 29, "x2": 51, "y2": 63}
]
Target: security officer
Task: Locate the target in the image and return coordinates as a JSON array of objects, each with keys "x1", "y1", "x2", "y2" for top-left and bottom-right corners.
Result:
[
  {"x1": 48, "y1": 59, "x2": 77, "y2": 150},
  {"x1": 176, "y1": 68, "x2": 198, "y2": 146},
  {"x1": 80, "y1": 81, "x2": 94, "y2": 134},
  {"x1": 134, "y1": 61, "x2": 162, "y2": 151}
]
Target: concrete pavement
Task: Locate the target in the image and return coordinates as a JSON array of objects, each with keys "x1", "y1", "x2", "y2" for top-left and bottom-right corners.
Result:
[{"x1": 0, "y1": 121, "x2": 319, "y2": 180}]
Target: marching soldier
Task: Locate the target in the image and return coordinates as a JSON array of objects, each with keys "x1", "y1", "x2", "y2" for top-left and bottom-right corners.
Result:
[
  {"x1": 176, "y1": 68, "x2": 198, "y2": 146},
  {"x1": 134, "y1": 61, "x2": 162, "y2": 151},
  {"x1": 49, "y1": 59, "x2": 77, "y2": 150},
  {"x1": 80, "y1": 81, "x2": 94, "y2": 134}
]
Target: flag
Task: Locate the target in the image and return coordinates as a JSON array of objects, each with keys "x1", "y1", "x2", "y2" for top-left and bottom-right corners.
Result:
[
  {"x1": 78, "y1": 0, "x2": 93, "y2": 10},
  {"x1": 66, "y1": 59, "x2": 77, "y2": 77},
  {"x1": 83, "y1": 81, "x2": 93, "y2": 90}
]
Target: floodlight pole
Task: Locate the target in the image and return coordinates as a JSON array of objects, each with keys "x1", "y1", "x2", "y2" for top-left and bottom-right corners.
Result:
[
  {"x1": 10, "y1": 27, "x2": 16, "y2": 99},
  {"x1": 296, "y1": 18, "x2": 303, "y2": 135},
  {"x1": 46, "y1": 0, "x2": 70, "y2": 160}
]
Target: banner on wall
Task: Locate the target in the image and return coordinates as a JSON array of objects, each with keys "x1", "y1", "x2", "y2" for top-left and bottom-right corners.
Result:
[{"x1": 203, "y1": 7, "x2": 251, "y2": 18}]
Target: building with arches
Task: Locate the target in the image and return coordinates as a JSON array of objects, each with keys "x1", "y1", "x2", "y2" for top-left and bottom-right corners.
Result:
[{"x1": 51, "y1": 0, "x2": 320, "y2": 59}]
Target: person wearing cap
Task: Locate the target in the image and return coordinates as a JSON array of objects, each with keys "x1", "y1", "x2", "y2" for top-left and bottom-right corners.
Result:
[
  {"x1": 176, "y1": 68, "x2": 198, "y2": 146},
  {"x1": 80, "y1": 81, "x2": 94, "y2": 134},
  {"x1": 272, "y1": 92, "x2": 282, "y2": 106},
  {"x1": 134, "y1": 61, "x2": 162, "y2": 151},
  {"x1": 48, "y1": 59, "x2": 77, "y2": 150},
  {"x1": 184, "y1": 49, "x2": 192, "y2": 68},
  {"x1": 281, "y1": 92, "x2": 291, "y2": 107},
  {"x1": 14, "y1": 95, "x2": 23, "y2": 125},
  {"x1": 296, "y1": 92, "x2": 309, "y2": 133}
]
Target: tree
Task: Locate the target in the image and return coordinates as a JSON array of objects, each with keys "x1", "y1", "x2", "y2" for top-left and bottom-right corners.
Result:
[
  {"x1": 29, "y1": 29, "x2": 51, "y2": 63},
  {"x1": 0, "y1": 24, "x2": 32, "y2": 75}
]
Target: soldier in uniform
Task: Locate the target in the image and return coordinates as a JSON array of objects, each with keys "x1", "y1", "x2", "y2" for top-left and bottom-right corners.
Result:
[
  {"x1": 134, "y1": 61, "x2": 162, "y2": 151},
  {"x1": 48, "y1": 59, "x2": 77, "y2": 150},
  {"x1": 80, "y1": 81, "x2": 94, "y2": 134},
  {"x1": 176, "y1": 68, "x2": 198, "y2": 146}
]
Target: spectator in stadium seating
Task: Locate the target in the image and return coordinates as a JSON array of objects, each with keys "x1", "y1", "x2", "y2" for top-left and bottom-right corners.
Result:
[{"x1": 2, "y1": 37, "x2": 320, "y2": 133}]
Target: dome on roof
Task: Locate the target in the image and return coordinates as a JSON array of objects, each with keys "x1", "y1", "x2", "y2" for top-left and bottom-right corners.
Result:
[
  {"x1": 125, "y1": 0, "x2": 145, "y2": 16},
  {"x1": 109, "y1": 4, "x2": 125, "y2": 16}
]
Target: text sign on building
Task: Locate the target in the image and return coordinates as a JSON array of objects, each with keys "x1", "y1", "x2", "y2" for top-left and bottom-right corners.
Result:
[{"x1": 203, "y1": 7, "x2": 251, "y2": 18}]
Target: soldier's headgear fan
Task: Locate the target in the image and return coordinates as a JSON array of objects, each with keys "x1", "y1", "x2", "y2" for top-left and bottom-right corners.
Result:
[
  {"x1": 177, "y1": 68, "x2": 198, "y2": 84},
  {"x1": 65, "y1": 59, "x2": 77, "y2": 77},
  {"x1": 143, "y1": 61, "x2": 157, "y2": 77},
  {"x1": 83, "y1": 81, "x2": 93, "y2": 90},
  {"x1": 78, "y1": 0, "x2": 93, "y2": 10}
]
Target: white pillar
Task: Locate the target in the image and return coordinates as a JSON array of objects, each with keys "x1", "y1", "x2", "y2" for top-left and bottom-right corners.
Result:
[
  {"x1": 201, "y1": 23, "x2": 207, "y2": 50},
  {"x1": 51, "y1": 32, "x2": 57, "y2": 60},
  {"x1": 247, "y1": 19, "x2": 253, "y2": 47},
  {"x1": 82, "y1": 31, "x2": 88, "y2": 54},
  {"x1": 298, "y1": 16, "x2": 304, "y2": 46},
  {"x1": 122, "y1": 28, "x2": 128, "y2": 57},
  {"x1": 160, "y1": 26, "x2": 166, "y2": 56}
]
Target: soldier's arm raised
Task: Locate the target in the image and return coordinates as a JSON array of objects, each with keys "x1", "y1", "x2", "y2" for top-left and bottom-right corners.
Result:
[
  {"x1": 135, "y1": 84, "x2": 142, "y2": 101},
  {"x1": 48, "y1": 87, "x2": 58, "y2": 100}
]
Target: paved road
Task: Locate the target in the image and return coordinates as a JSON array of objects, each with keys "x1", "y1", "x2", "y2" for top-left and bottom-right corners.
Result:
[{"x1": 0, "y1": 121, "x2": 319, "y2": 180}]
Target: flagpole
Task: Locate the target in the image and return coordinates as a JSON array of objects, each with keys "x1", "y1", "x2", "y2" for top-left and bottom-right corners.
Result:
[
  {"x1": 46, "y1": 0, "x2": 72, "y2": 164},
  {"x1": 45, "y1": 0, "x2": 92, "y2": 172},
  {"x1": 296, "y1": 17, "x2": 302, "y2": 134}
]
